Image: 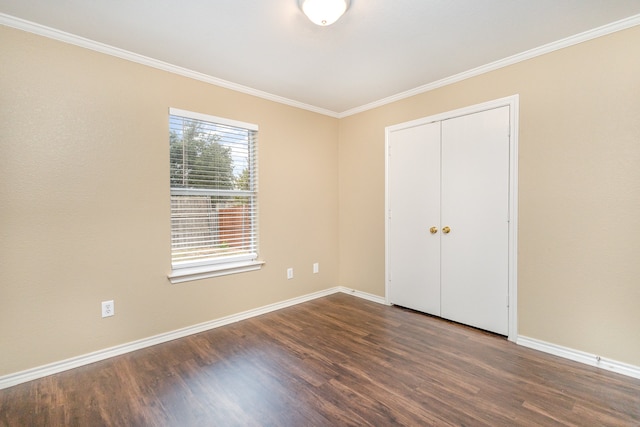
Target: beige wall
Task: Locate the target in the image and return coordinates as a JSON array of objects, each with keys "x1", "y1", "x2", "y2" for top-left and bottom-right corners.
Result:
[
  {"x1": 0, "y1": 26, "x2": 339, "y2": 376},
  {"x1": 2, "y1": 22, "x2": 639, "y2": 378},
  {"x1": 339, "y1": 26, "x2": 640, "y2": 366}
]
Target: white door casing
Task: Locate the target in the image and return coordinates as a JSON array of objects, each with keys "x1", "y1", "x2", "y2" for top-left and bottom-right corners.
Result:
[{"x1": 385, "y1": 96, "x2": 519, "y2": 341}]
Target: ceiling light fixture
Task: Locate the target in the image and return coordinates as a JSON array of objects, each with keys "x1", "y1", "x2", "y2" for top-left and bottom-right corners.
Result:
[{"x1": 299, "y1": 0, "x2": 351, "y2": 26}]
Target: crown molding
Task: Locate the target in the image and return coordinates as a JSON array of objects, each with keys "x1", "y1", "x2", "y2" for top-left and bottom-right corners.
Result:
[
  {"x1": 0, "y1": 13, "x2": 340, "y2": 119},
  {"x1": 338, "y1": 13, "x2": 640, "y2": 118},
  {"x1": 2, "y1": 12, "x2": 639, "y2": 119}
]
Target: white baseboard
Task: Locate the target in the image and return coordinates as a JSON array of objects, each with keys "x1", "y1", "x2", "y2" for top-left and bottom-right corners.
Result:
[
  {"x1": 0, "y1": 286, "x2": 387, "y2": 390},
  {"x1": 5, "y1": 292, "x2": 637, "y2": 390},
  {"x1": 337, "y1": 286, "x2": 388, "y2": 305},
  {"x1": 517, "y1": 336, "x2": 640, "y2": 380}
]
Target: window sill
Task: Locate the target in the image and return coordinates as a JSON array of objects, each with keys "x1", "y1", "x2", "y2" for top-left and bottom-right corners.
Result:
[{"x1": 168, "y1": 260, "x2": 265, "y2": 284}]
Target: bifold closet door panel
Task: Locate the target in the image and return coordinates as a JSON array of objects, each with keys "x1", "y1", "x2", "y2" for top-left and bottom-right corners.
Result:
[
  {"x1": 388, "y1": 122, "x2": 441, "y2": 315},
  {"x1": 440, "y1": 106, "x2": 510, "y2": 335}
]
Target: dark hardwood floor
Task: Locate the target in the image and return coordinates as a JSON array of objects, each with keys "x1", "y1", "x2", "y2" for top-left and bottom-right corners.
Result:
[{"x1": 1, "y1": 293, "x2": 639, "y2": 426}]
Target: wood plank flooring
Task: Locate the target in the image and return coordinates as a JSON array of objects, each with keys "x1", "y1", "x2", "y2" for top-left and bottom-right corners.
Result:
[{"x1": 1, "y1": 293, "x2": 639, "y2": 426}]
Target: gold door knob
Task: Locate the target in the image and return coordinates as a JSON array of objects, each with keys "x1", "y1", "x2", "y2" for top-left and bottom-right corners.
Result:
[
  {"x1": 429, "y1": 226, "x2": 438, "y2": 234},
  {"x1": 442, "y1": 226, "x2": 451, "y2": 234}
]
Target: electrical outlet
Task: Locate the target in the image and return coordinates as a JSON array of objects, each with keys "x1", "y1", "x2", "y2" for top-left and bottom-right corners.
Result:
[
  {"x1": 102, "y1": 300, "x2": 114, "y2": 318},
  {"x1": 287, "y1": 268, "x2": 294, "y2": 280},
  {"x1": 313, "y1": 262, "x2": 319, "y2": 274}
]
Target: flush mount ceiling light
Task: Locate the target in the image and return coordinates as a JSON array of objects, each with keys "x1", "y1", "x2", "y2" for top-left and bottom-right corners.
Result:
[{"x1": 299, "y1": 0, "x2": 351, "y2": 26}]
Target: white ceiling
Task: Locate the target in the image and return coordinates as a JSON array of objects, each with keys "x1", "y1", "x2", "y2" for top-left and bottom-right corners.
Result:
[{"x1": 2, "y1": 1, "x2": 640, "y2": 115}]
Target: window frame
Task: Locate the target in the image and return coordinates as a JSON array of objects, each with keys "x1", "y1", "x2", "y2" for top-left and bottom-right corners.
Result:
[{"x1": 167, "y1": 108, "x2": 263, "y2": 284}]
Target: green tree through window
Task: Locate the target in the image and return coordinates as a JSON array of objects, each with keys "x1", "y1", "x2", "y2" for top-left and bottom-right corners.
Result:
[
  {"x1": 168, "y1": 109, "x2": 259, "y2": 277},
  {"x1": 170, "y1": 120, "x2": 235, "y2": 190}
]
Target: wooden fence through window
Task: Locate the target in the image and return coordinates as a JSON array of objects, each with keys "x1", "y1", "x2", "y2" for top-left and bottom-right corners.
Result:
[{"x1": 171, "y1": 196, "x2": 251, "y2": 253}]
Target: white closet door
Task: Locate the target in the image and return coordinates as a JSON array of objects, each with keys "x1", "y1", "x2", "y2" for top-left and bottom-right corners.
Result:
[
  {"x1": 440, "y1": 106, "x2": 510, "y2": 335},
  {"x1": 388, "y1": 122, "x2": 441, "y2": 315}
]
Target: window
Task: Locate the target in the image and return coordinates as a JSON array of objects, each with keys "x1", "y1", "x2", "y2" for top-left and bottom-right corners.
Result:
[{"x1": 167, "y1": 108, "x2": 262, "y2": 283}]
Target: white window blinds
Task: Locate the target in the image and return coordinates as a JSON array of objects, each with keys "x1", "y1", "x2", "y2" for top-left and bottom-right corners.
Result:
[{"x1": 169, "y1": 108, "x2": 258, "y2": 270}]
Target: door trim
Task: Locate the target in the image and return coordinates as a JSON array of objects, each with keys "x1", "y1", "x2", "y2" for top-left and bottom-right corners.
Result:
[{"x1": 384, "y1": 95, "x2": 519, "y2": 342}]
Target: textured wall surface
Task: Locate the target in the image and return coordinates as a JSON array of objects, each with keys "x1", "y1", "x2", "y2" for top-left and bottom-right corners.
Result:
[
  {"x1": 338, "y1": 26, "x2": 640, "y2": 366},
  {"x1": 0, "y1": 26, "x2": 339, "y2": 376},
  {"x1": 2, "y1": 23, "x2": 639, "y2": 377}
]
